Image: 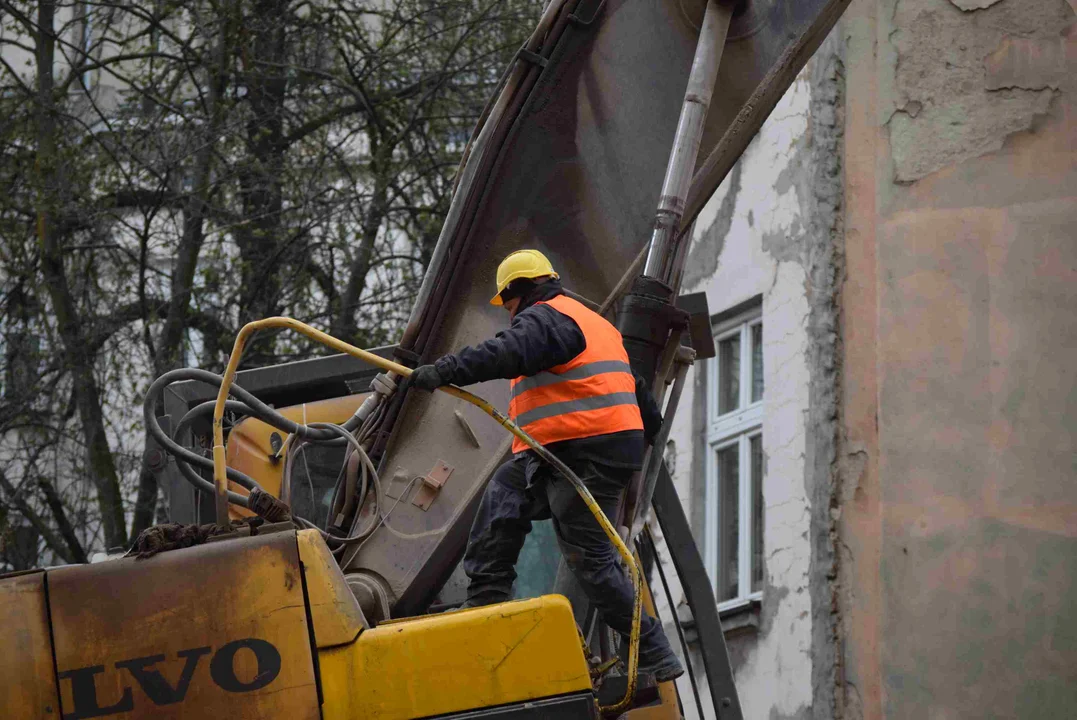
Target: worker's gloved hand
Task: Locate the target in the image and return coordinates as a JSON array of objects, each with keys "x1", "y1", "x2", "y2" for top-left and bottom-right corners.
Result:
[
  {"x1": 643, "y1": 414, "x2": 663, "y2": 446},
  {"x1": 410, "y1": 365, "x2": 445, "y2": 392},
  {"x1": 633, "y1": 371, "x2": 663, "y2": 444}
]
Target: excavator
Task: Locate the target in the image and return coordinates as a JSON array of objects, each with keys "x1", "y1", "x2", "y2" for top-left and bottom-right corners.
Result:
[{"x1": 2, "y1": 0, "x2": 851, "y2": 717}]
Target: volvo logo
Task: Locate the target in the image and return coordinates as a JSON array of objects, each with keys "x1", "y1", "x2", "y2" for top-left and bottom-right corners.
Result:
[{"x1": 57, "y1": 638, "x2": 283, "y2": 719}]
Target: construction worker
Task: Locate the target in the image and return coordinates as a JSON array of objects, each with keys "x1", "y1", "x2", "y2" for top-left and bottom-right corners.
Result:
[{"x1": 410, "y1": 249, "x2": 685, "y2": 683}]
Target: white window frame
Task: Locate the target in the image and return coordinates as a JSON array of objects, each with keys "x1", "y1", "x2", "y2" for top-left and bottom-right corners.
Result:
[{"x1": 704, "y1": 309, "x2": 764, "y2": 611}]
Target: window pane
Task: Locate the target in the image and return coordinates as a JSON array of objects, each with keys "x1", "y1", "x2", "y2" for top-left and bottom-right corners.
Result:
[
  {"x1": 751, "y1": 323, "x2": 764, "y2": 403},
  {"x1": 291, "y1": 445, "x2": 347, "y2": 531},
  {"x1": 716, "y1": 445, "x2": 739, "y2": 602},
  {"x1": 751, "y1": 435, "x2": 764, "y2": 593},
  {"x1": 718, "y1": 335, "x2": 740, "y2": 415}
]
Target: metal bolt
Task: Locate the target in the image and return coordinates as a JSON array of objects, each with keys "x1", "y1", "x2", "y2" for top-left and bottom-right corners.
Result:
[{"x1": 147, "y1": 448, "x2": 166, "y2": 471}]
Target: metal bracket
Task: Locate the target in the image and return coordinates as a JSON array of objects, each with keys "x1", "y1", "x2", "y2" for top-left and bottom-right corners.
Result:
[
  {"x1": 677, "y1": 291, "x2": 716, "y2": 359},
  {"x1": 392, "y1": 346, "x2": 422, "y2": 367},
  {"x1": 412, "y1": 460, "x2": 454, "y2": 511},
  {"x1": 454, "y1": 410, "x2": 481, "y2": 448},
  {"x1": 370, "y1": 372, "x2": 397, "y2": 396},
  {"x1": 568, "y1": 0, "x2": 607, "y2": 27},
  {"x1": 516, "y1": 48, "x2": 548, "y2": 67}
]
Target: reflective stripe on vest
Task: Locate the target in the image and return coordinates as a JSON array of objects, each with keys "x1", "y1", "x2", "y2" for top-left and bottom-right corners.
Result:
[
  {"x1": 514, "y1": 391, "x2": 640, "y2": 427},
  {"x1": 510, "y1": 360, "x2": 633, "y2": 398},
  {"x1": 508, "y1": 295, "x2": 643, "y2": 453}
]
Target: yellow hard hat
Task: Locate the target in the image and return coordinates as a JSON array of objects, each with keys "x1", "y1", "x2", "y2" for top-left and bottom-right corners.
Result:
[{"x1": 490, "y1": 249, "x2": 559, "y2": 305}]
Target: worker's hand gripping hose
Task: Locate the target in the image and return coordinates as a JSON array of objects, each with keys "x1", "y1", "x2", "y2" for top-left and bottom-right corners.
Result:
[{"x1": 211, "y1": 317, "x2": 641, "y2": 715}]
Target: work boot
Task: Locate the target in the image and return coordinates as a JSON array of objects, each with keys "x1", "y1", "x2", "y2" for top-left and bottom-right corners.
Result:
[{"x1": 638, "y1": 653, "x2": 685, "y2": 683}]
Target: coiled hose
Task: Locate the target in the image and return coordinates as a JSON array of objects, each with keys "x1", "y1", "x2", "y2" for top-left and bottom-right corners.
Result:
[{"x1": 144, "y1": 368, "x2": 360, "y2": 508}]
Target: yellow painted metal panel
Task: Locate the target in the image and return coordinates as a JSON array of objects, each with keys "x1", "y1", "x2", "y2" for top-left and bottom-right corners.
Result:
[
  {"x1": 1, "y1": 571, "x2": 61, "y2": 719},
  {"x1": 296, "y1": 528, "x2": 367, "y2": 648},
  {"x1": 47, "y1": 531, "x2": 319, "y2": 719},
  {"x1": 320, "y1": 595, "x2": 593, "y2": 720},
  {"x1": 226, "y1": 394, "x2": 365, "y2": 518}
]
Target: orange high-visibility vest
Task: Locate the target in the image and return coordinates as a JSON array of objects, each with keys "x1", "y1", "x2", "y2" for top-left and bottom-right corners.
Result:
[{"x1": 508, "y1": 294, "x2": 643, "y2": 454}]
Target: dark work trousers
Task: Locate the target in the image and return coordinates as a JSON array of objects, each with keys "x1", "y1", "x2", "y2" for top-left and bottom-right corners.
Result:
[{"x1": 462, "y1": 452, "x2": 677, "y2": 668}]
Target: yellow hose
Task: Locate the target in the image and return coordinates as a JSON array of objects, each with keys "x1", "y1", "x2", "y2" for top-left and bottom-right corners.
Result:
[{"x1": 212, "y1": 316, "x2": 640, "y2": 713}]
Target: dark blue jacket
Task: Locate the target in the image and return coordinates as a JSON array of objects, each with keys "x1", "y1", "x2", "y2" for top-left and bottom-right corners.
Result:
[{"x1": 434, "y1": 279, "x2": 662, "y2": 469}]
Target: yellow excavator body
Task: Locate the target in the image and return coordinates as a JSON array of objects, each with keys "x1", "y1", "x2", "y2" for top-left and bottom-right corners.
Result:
[{"x1": 2, "y1": 528, "x2": 600, "y2": 719}]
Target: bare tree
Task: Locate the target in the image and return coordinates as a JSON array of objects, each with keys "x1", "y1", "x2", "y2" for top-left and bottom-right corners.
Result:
[{"x1": 0, "y1": 0, "x2": 538, "y2": 563}]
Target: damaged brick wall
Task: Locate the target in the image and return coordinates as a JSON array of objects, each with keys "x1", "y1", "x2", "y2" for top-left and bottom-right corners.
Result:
[{"x1": 803, "y1": 32, "x2": 847, "y2": 720}]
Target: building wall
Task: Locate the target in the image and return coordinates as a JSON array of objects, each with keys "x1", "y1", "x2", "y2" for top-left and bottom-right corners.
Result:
[
  {"x1": 839, "y1": 0, "x2": 1077, "y2": 718},
  {"x1": 661, "y1": 1, "x2": 1075, "y2": 718},
  {"x1": 656, "y1": 31, "x2": 845, "y2": 719}
]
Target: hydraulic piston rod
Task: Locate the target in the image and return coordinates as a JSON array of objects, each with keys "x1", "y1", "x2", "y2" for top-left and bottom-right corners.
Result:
[
  {"x1": 643, "y1": 0, "x2": 734, "y2": 284},
  {"x1": 619, "y1": 0, "x2": 734, "y2": 386}
]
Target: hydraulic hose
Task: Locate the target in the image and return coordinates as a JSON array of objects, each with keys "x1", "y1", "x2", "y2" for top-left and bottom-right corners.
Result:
[
  {"x1": 146, "y1": 368, "x2": 363, "y2": 512},
  {"x1": 211, "y1": 317, "x2": 641, "y2": 714},
  {"x1": 171, "y1": 399, "x2": 260, "y2": 507},
  {"x1": 144, "y1": 371, "x2": 263, "y2": 493}
]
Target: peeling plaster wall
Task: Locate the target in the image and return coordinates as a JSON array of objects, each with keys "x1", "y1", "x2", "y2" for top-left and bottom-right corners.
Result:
[
  {"x1": 654, "y1": 33, "x2": 846, "y2": 720},
  {"x1": 840, "y1": 0, "x2": 1077, "y2": 718},
  {"x1": 884, "y1": 0, "x2": 1076, "y2": 182},
  {"x1": 652, "y1": 1, "x2": 1074, "y2": 716}
]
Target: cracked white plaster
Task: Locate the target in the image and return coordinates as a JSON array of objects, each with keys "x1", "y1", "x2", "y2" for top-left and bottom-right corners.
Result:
[{"x1": 656, "y1": 63, "x2": 816, "y2": 720}]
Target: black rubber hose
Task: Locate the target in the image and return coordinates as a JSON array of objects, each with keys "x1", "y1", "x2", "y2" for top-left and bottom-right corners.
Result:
[
  {"x1": 170, "y1": 399, "x2": 266, "y2": 507},
  {"x1": 145, "y1": 368, "x2": 361, "y2": 481},
  {"x1": 144, "y1": 378, "x2": 262, "y2": 492},
  {"x1": 173, "y1": 445, "x2": 252, "y2": 507},
  {"x1": 149, "y1": 368, "x2": 360, "y2": 444},
  {"x1": 174, "y1": 399, "x2": 270, "y2": 437},
  {"x1": 168, "y1": 397, "x2": 357, "y2": 511},
  {"x1": 145, "y1": 368, "x2": 364, "y2": 506}
]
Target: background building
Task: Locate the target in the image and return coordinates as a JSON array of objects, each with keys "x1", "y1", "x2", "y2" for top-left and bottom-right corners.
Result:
[{"x1": 658, "y1": 1, "x2": 1077, "y2": 717}]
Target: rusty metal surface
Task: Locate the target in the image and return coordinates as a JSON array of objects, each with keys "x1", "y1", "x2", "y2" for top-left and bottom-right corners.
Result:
[
  {"x1": 1, "y1": 570, "x2": 61, "y2": 719},
  {"x1": 345, "y1": 0, "x2": 852, "y2": 617},
  {"x1": 47, "y1": 531, "x2": 319, "y2": 719},
  {"x1": 412, "y1": 460, "x2": 455, "y2": 511}
]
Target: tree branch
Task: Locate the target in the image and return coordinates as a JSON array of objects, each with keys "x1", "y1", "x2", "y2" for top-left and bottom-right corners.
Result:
[
  {"x1": 36, "y1": 474, "x2": 89, "y2": 563},
  {"x1": 0, "y1": 466, "x2": 78, "y2": 565}
]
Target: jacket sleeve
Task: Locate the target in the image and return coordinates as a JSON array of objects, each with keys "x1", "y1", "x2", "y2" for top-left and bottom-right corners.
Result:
[
  {"x1": 634, "y1": 372, "x2": 664, "y2": 444},
  {"x1": 433, "y1": 305, "x2": 586, "y2": 387}
]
